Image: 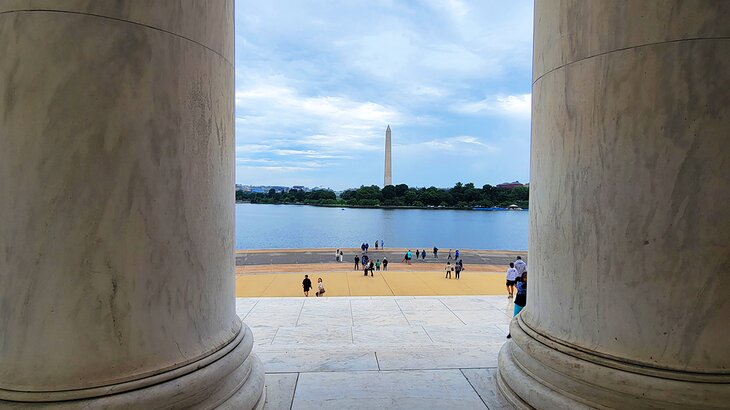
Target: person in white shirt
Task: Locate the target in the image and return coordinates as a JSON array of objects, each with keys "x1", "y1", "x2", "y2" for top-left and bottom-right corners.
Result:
[
  {"x1": 506, "y1": 262, "x2": 519, "y2": 298},
  {"x1": 315, "y1": 278, "x2": 325, "y2": 297},
  {"x1": 514, "y1": 256, "x2": 527, "y2": 275}
]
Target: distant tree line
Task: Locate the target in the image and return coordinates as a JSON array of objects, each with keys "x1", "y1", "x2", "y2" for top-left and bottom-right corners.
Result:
[
  {"x1": 237, "y1": 182, "x2": 529, "y2": 209},
  {"x1": 237, "y1": 188, "x2": 337, "y2": 205}
]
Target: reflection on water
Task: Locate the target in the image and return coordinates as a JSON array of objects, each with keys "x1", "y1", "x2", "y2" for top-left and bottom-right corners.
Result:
[{"x1": 235, "y1": 203, "x2": 528, "y2": 251}]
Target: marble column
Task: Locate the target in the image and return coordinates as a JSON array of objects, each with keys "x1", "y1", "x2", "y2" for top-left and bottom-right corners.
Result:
[
  {"x1": 0, "y1": 1, "x2": 264, "y2": 408},
  {"x1": 498, "y1": 1, "x2": 730, "y2": 408}
]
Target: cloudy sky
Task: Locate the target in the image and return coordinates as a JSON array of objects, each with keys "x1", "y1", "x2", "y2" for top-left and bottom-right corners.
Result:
[{"x1": 234, "y1": 1, "x2": 534, "y2": 190}]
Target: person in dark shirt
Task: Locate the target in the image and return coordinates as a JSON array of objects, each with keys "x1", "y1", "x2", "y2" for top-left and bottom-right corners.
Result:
[
  {"x1": 354, "y1": 255, "x2": 360, "y2": 270},
  {"x1": 302, "y1": 275, "x2": 312, "y2": 297},
  {"x1": 433, "y1": 246, "x2": 439, "y2": 258},
  {"x1": 455, "y1": 262, "x2": 462, "y2": 279},
  {"x1": 507, "y1": 272, "x2": 527, "y2": 339},
  {"x1": 369, "y1": 260, "x2": 375, "y2": 276},
  {"x1": 382, "y1": 257, "x2": 389, "y2": 271}
]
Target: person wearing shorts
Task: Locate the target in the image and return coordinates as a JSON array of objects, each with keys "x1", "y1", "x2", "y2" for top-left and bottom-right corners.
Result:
[
  {"x1": 302, "y1": 275, "x2": 312, "y2": 297},
  {"x1": 507, "y1": 272, "x2": 527, "y2": 339},
  {"x1": 505, "y1": 263, "x2": 518, "y2": 298}
]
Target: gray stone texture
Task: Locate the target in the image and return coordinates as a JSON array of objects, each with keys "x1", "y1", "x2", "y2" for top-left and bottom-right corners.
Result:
[
  {"x1": 500, "y1": 0, "x2": 730, "y2": 408},
  {"x1": 0, "y1": 1, "x2": 263, "y2": 408}
]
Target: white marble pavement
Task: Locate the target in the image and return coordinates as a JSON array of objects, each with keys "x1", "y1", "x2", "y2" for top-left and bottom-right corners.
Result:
[{"x1": 236, "y1": 296, "x2": 515, "y2": 409}]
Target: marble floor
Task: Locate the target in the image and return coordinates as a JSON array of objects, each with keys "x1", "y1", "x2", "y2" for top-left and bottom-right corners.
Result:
[{"x1": 236, "y1": 295, "x2": 514, "y2": 409}]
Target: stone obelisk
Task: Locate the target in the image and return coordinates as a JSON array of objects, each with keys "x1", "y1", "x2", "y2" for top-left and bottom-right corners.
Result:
[{"x1": 384, "y1": 125, "x2": 392, "y2": 186}]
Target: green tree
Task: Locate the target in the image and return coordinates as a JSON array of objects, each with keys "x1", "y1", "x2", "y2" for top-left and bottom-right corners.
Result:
[{"x1": 382, "y1": 185, "x2": 397, "y2": 200}]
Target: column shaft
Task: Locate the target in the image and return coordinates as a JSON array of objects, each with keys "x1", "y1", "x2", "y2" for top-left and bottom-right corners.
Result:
[
  {"x1": 0, "y1": 1, "x2": 264, "y2": 408},
  {"x1": 499, "y1": 1, "x2": 730, "y2": 408}
]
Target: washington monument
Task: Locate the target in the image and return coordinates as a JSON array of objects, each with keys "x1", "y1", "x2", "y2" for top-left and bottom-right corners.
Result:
[{"x1": 384, "y1": 125, "x2": 392, "y2": 186}]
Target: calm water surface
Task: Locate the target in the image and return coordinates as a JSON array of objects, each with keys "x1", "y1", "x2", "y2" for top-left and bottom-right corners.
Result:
[{"x1": 235, "y1": 203, "x2": 528, "y2": 251}]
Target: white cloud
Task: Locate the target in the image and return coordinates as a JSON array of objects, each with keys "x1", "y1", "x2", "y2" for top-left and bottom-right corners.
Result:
[
  {"x1": 235, "y1": 78, "x2": 403, "y2": 166},
  {"x1": 407, "y1": 135, "x2": 498, "y2": 154},
  {"x1": 235, "y1": 144, "x2": 271, "y2": 153},
  {"x1": 452, "y1": 93, "x2": 531, "y2": 117}
]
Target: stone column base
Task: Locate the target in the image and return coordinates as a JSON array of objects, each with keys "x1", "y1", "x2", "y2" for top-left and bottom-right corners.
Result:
[
  {"x1": 498, "y1": 316, "x2": 730, "y2": 409},
  {"x1": 0, "y1": 323, "x2": 265, "y2": 409}
]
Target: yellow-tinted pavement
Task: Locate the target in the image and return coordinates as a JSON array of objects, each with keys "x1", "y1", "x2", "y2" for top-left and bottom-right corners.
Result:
[{"x1": 236, "y1": 269, "x2": 507, "y2": 297}]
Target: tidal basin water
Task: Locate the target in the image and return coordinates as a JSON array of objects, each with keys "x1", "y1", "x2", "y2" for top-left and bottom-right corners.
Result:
[{"x1": 235, "y1": 203, "x2": 528, "y2": 251}]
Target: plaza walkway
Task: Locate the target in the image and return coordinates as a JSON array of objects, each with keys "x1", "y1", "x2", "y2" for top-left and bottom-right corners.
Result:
[
  {"x1": 235, "y1": 248, "x2": 526, "y2": 297},
  {"x1": 239, "y1": 295, "x2": 513, "y2": 409},
  {"x1": 236, "y1": 269, "x2": 507, "y2": 297}
]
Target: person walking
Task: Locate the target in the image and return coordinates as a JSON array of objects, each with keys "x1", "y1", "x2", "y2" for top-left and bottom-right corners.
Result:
[
  {"x1": 447, "y1": 249, "x2": 453, "y2": 260},
  {"x1": 315, "y1": 278, "x2": 326, "y2": 297},
  {"x1": 433, "y1": 246, "x2": 439, "y2": 258},
  {"x1": 335, "y1": 249, "x2": 340, "y2": 262},
  {"x1": 302, "y1": 275, "x2": 312, "y2": 297},
  {"x1": 514, "y1": 256, "x2": 527, "y2": 275},
  {"x1": 445, "y1": 262, "x2": 453, "y2": 279},
  {"x1": 365, "y1": 243, "x2": 369, "y2": 252},
  {"x1": 407, "y1": 250, "x2": 412, "y2": 265},
  {"x1": 375, "y1": 240, "x2": 379, "y2": 250},
  {"x1": 454, "y1": 262, "x2": 462, "y2": 279},
  {"x1": 354, "y1": 255, "x2": 360, "y2": 270},
  {"x1": 369, "y1": 260, "x2": 375, "y2": 276},
  {"x1": 421, "y1": 250, "x2": 426, "y2": 261},
  {"x1": 380, "y1": 239, "x2": 384, "y2": 249},
  {"x1": 507, "y1": 272, "x2": 527, "y2": 339},
  {"x1": 455, "y1": 249, "x2": 460, "y2": 260},
  {"x1": 339, "y1": 250, "x2": 344, "y2": 262},
  {"x1": 506, "y1": 262, "x2": 519, "y2": 298},
  {"x1": 375, "y1": 259, "x2": 381, "y2": 271},
  {"x1": 382, "y1": 257, "x2": 388, "y2": 271}
]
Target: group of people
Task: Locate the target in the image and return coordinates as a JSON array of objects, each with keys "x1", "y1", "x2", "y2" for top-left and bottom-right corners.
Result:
[
  {"x1": 410, "y1": 247, "x2": 460, "y2": 260},
  {"x1": 356, "y1": 254, "x2": 388, "y2": 276},
  {"x1": 444, "y1": 259, "x2": 465, "y2": 279},
  {"x1": 505, "y1": 256, "x2": 527, "y2": 339},
  {"x1": 334, "y1": 249, "x2": 344, "y2": 262},
  {"x1": 360, "y1": 240, "x2": 384, "y2": 253},
  {"x1": 301, "y1": 275, "x2": 326, "y2": 297}
]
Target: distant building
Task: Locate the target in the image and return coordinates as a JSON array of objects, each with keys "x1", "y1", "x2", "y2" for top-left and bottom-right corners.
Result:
[
  {"x1": 247, "y1": 186, "x2": 290, "y2": 193},
  {"x1": 291, "y1": 185, "x2": 306, "y2": 191},
  {"x1": 497, "y1": 181, "x2": 526, "y2": 189}
]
